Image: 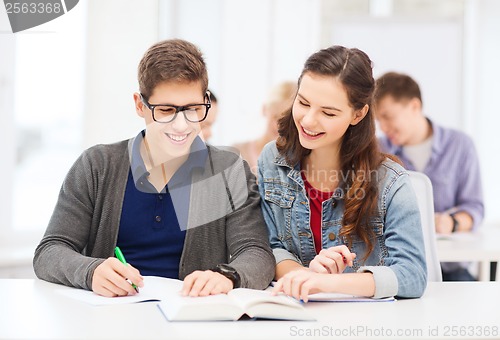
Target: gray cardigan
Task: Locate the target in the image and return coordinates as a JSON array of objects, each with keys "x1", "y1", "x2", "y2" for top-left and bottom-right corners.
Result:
[{"x1": 33, "y1": 139, "x2": 275, "y2": 290}]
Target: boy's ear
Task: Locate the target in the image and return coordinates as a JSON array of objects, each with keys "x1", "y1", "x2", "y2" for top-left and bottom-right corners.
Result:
[
  {"x1": 134, "y1": 92, "x2": 146, "y2": 118},
  {"x1": 351, "y1": 104, "x2": 369, "y2": 126},
  {"x1": 409, "y1": 97, "x2": 422, "y2": 112}
]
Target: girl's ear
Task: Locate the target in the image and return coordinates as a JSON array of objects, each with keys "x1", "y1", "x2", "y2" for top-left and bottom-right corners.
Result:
[
  {"x1": 134, "y1": 92, "x2": 146, "y2": 118},
  {"x1": 351, "y1": 104, "x2": 369, "y2": 126}
]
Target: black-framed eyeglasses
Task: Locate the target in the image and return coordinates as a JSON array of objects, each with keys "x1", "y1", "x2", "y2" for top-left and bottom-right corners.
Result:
[{"x1": 140, "y1": 93, "x2": 211, "y2": 123}]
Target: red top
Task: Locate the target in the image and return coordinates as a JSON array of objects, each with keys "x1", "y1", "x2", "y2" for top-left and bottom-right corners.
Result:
[{"x1": 301, "y1": 172, "x2": 334, "y2": 254}]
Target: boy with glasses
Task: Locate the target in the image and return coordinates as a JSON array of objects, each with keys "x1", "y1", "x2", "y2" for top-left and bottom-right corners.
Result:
[{"x1": 34, "y1": 39, "x2": 275, "y2": 296}]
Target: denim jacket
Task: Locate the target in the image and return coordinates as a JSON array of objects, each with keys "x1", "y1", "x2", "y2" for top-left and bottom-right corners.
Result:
[{"x1": 257, "y1": 142, "x2": 427, "y2": 298}]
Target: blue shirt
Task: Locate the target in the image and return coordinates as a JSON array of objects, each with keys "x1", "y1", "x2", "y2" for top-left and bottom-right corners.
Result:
[
  {"x1": 379, "y1": 119, "x2": 484, "y2": 229},
  {"x1": 117, "y1": 131, "x2": 208, "y2": 278}
]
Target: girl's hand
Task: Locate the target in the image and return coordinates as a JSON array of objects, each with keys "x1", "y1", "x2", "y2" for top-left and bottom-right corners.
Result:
[
  {"x1": 309, "y1": 245, "x2": 356, "y2": 274},
  {"x1": 92, "y1": 257, "x2": 144, "y2": 297},
  {"x1": 272, "y1": 270, "x2": 334, "y2": 302}
]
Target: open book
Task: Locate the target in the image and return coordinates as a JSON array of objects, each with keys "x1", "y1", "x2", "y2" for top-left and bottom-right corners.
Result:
[
  {"x1": 56, "y1": 276, "x2": 314, "y2": 321},
  {"x1": 158, "y1": 286, "x2": 315, "y2": 321}
]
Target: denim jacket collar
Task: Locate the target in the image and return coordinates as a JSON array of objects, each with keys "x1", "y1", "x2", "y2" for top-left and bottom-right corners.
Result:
[{"x1": 272, "y1": 152, "x2": 345, "y2": 199}]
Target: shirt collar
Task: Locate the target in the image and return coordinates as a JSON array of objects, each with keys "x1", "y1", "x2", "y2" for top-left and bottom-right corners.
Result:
[
  {"x1": 129, "y1": 130, "x2": 148, "y2": 184},
  {"x1": 128, "y1": 130, "x2": 208, "y2": 188},
  {"x1": 427, "y1": 118, "x2": 445, "y2": 155},
  {"x1": 384, "y1": 117, "x2": 441, "y2": 157}
]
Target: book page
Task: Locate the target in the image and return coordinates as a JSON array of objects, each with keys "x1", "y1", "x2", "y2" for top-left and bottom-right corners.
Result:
[
  {"x1": 228, "y1": 289, "x2": 314, "y2": 321},
  {"x1": 159, "y1": 293, "x2": 243, "y2": 321},
  {"x1": 56, "y1": 287, "x2": 155, "y2": 306},
  {"x1": 229, "y1": 289, "x2": 301, "y2": 310},
  {"x1": 55, "y1": 276, "x2": 183, "y2": 306}
]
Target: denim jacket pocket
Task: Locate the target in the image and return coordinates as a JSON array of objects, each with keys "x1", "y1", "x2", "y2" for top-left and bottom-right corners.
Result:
[
  {"x1": 346, "y1": 218, "x2": 387, "y2": 270},
  {"x1": 349, "y1": 220, "x2": 384, "y2": 243},
  {"x1": 263, "y1": 182, "x2": 295, "y2": 208},
  {"x1": 262, "y1": 180, "x2": 297, "y2": 251}
]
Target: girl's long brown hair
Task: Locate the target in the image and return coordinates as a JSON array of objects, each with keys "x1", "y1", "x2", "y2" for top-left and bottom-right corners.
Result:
[{"x1": 277, "y1": 46, "x2": 384, "y2": 261}]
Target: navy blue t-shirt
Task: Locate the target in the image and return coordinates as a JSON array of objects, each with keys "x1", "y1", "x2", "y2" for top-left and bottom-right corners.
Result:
[{"x1": 117, "y1": 131, "x2": 207, "y2": 278}]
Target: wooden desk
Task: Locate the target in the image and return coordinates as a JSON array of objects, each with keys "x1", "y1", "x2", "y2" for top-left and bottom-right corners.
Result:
[
  {"x1": 437, "y1": 227, "x2": 500, "y2": 281},
  {"x1": 1, "y1": 279, "x2": 499, "y2": 339}
]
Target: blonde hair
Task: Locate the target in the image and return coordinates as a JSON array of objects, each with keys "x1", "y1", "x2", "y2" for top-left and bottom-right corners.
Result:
[{"x1": 265, "y1": 81, "x2": 297, "y2": 107}]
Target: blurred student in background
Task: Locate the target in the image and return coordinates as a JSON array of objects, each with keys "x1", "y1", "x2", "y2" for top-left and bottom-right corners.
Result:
[
  {"x1": 373, "y1": 71, "x2": 484, "y2": 281},
  {"x1": 200, "y1": 90, "x2": 218, "y2": 142},
  {"x1": 233, "y1": 81, "x2": 297, "y2": 173}
]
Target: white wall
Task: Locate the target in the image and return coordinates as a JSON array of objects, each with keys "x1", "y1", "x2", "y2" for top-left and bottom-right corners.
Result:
[
  {"x1": 158, "y1": 0, "x2": 321, "y2": 146},
  {"x1": 330, "y1": 17, "x2": 463, "y2": 130},
  {"x1": 325, "y1": 2, "x2": 500, "y2": 223},
  {"x1": 0, "y1": 14, "x2": 16, "y2": 244},
  {"x1": 80, "y1": 0, "x2": 500, "y2": 223},
  {"x1": 474, "y1": 0, "x2": 500, "y2": 223},
  {"x1": 83, "y1": 0, "x2": 160, "y2": 147}
]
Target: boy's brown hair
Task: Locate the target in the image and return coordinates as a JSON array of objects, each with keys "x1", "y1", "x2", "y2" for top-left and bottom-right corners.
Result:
[
  {"x1": 373, "y1": 71, "x2": 422, "y2": 105},
  {"x1": 138, "y1": 39, "x2": 208, "y2": 99}
]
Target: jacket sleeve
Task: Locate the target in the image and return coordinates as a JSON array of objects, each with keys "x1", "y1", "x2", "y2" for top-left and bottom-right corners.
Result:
[
  {"x1": 360, "y1": 172, "x2": 427, "y2": 298},
  {"x1": 33, "y1": 150, "x2": 105, "y2": 290}
]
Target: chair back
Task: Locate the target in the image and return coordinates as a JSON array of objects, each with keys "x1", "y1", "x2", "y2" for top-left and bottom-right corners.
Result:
[{"x1": 408, "y1": 171, "x2": 443, "y2": 282}]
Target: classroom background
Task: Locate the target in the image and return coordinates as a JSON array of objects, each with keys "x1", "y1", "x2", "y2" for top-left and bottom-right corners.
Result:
[{"x1": 1, "y1": 0, "x2": 499, "y2": 278}]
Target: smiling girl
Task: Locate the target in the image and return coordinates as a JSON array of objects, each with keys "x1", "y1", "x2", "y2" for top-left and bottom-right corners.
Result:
[{"x1": 258, "y1": 45, "x2": 427, "y2": 300}]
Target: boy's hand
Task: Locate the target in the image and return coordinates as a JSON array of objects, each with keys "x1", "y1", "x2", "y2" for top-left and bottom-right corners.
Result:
[
  {"x1": 181, "y1": 270, "x2": 233, "y2": 297},
  {"x1": 91, "y1": 257, "x2": 144, "y2": 297}
]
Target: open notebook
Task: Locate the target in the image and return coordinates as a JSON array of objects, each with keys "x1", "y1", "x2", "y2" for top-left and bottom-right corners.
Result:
[
  {"x1": 56, "y1": 276, "x2": 314, "y2": 321},
  {"x1": 307, "y1": 292, "x2": 395, "y2": 302}
]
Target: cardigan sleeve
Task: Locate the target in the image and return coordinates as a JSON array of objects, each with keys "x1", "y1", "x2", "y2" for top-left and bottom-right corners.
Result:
[
  {"x1": 33, "y1": 149, "x2": 105, "y2": 290},
  {"x1": 33, "y1": 141, "x2": 129, "y2": 290},
  {"x1": 222, "y1": 158, "x2": 276, "y2": 289}
]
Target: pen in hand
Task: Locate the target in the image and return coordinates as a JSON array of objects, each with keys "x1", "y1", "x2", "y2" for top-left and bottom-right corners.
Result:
[{"x1": 114, "y1": 246, "x2": 139, "y2": 293}]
